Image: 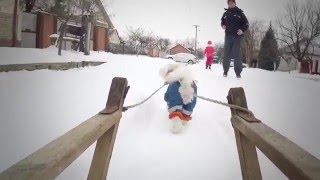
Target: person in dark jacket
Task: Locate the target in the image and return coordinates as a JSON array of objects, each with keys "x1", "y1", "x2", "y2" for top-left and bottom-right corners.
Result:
[{"x1": 221, "y1": 0, "x2": 249, "y2": 78}]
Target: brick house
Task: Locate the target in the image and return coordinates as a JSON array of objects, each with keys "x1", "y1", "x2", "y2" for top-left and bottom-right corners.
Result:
[
  {"x1": 0, "y1": 0, "x2": 120, "y2": 51},
  {"x1": 169, "y1": 44, "x2": 191, "y2": 55},
  {"x1": 278, "y1": 41, "x2": 320, "y2": 74}
]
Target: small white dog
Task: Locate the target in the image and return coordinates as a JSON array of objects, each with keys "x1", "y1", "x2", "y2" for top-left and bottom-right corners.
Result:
[{"x1": 160, "y1": 64, "x2": 198, "y2": 134}]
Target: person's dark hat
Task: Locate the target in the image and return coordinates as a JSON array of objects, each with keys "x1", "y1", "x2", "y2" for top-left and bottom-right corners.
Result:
[{"x1": 227, "y1": 0, "x2": 236, "y2": 4}]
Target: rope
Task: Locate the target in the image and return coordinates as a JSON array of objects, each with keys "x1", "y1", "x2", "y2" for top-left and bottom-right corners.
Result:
[
  {"x1": 194, "y1": 94, "x2": 253, "y2": 115},
  {"x1": 123, "y1": 84, "x2": 253, "y2": 115},
  {"x1": 122, "y1": 84, "x2": 167, "y2": 112}
]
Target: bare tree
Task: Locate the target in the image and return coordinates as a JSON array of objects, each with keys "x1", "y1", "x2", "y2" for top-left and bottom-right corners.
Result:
[
  {"x1": 73, "y1": 0, "x2": 99, "y2": 55},
  {"x1": 242, "y1": 19, "x2": 266, "y2": 66},
  {"x1": 155, "y1": 38, "x2": 171, "y2": 52},
  {"x1": 19, "y1": 0, "x2": 52, "y2": 12},
  {"x1": 24, "y1": 0, "x2": 36, "y2": 12},
  {"x1": 176, "y1": 38, "x2": 195, "y2": 50},
  {"x1": 127, "y1": 27, "x2": 144, "y2": 50},
  {"x1": 215, "y1": 43, "x2": 224, "y2": 63},
  {"x1": 126, "y1": 27, "x2": 155, "y2": 55},
  {"x1": 277, "y1": 0, "x2": 320, "y2": 62},
  {"x1": 50, "y1": 0, "x2": 76, "y2": 55}
]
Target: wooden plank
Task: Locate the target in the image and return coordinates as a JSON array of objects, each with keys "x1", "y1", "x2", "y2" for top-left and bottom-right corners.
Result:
[
  {"x1": 234, "y1": 129, "x2": 262, "y2": 180},
  {"x1": 0, "y1": 77, "x2": 129, "y2": 180},
  {"x1": 89, "y1": 77, "x2": 128, "y2": 179},
  {"x1": 100, "y1": 77, "x2": 128, "y2": 114},
  {"x1": 228, "y1": 87, "x2": 262, "y2": 179},
  {"x1": 232, "y1": 116, "x2": 320, "y2": 180},
  {"x1": 0, "y1": 112, "x2": 121, "y2": 180},
  {"x1": 227, "y1": 87, "x2": 249, "y2": 116},
  {"x1": 87, "y1": 123, "x2": 119, "y2": 180}
]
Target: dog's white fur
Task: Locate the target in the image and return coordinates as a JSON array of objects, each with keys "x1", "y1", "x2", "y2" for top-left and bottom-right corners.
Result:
[
  {"x1": 160, "y1": 63, "x2": 196, "y2": 133},
  {"x1": 159, "y1": 63, "x2": 195, "y2": 104}
]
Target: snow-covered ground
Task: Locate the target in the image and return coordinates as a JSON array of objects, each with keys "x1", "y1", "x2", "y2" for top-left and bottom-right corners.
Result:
[
  {"x1": 0, "y1": 46, "x2": 110, "y2": 65},
  {"x1": 0, "y1": 49, "x2": 320, "y2": 180}
]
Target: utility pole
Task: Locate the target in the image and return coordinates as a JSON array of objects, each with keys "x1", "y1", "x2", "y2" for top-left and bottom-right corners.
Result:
[{"x1": 193, "y1": 25, "x2": 200, "y2": 55}]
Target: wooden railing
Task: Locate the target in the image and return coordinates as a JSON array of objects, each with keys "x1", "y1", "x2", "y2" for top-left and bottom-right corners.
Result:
[
  {"x1": 0, "y1": 77, "x2": 129, "y2": 180},
  {"x1": 227, "y1": 88, "x2": 320, "y2": 180}
]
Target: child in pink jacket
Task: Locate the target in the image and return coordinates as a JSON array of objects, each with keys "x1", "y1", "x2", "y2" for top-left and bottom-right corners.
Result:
[{"x1": 204, "y1": 41, "x2": 215, "y2": 69}]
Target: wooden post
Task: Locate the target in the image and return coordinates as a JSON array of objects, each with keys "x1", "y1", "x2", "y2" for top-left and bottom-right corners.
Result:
[
  {"x1": 0, "y1": 77, "x2": 129, "y2": 180},
  {"x1": 227, "y1": 88, "x2": 262, "y2": 180},
  {"x1": 88, "y1": 77, "x2": 128, "y2": 180},
  {"x1": 231, "y1": 115, "x2": 320, "y2": 180}
]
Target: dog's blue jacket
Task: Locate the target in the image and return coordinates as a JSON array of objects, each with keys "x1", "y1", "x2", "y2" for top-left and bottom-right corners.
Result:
[{"x1": 164, "y1": 81, "x2": 197, "y2": 115}]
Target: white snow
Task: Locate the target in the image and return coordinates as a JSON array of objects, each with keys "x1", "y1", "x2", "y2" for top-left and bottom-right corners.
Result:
[
  {"x1": 0, "y1": 49, "x2": 320, "y2": 180},
  {"x1": 50, "y1": 34, "x2": 59, "y2": 38},
  {"x1": 0, "y1": 46, "x2": 110, "y2": 65},
  {"x1": 63, "y1": 37, "x2": 80, "y2": 42}
]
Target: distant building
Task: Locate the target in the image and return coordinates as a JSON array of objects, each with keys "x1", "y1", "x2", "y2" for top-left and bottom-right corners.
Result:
[
  {"x1": 169, "y1": 44, "x2": 191, "y2": 55},
  {"x1": 278, "y1": 41, "x2": 320, "y2": 74},
  {"x1": 0, "y1": 0, "x2": 120, "y2": 52},
  {"x1": 148, "y1": 47, "x2": 160, "y2": 57}
]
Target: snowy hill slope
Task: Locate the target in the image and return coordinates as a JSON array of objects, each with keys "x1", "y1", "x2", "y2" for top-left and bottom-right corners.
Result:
[{"x1": 0, "y1": 53, "x2": 319, "y2": 180}]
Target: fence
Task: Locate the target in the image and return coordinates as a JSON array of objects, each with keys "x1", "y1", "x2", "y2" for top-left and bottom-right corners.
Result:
[
  {"x1": 0, "y1": 77, "x2": 129, "y2": 180},
  {"x1": 227, "y1": 88, "x2": 320, "y2": 180}
]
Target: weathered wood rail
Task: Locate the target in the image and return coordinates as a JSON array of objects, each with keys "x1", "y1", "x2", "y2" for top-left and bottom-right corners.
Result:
[
  {"x1": 0, "y1": 77, "x2": 129, "y2": 180},
  {"x1": 227, "y1": 88, "x2": 320, "y2": 180}
]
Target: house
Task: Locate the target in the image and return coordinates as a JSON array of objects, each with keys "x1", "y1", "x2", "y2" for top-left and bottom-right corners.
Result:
[
  {"x1": 169, "y1": 44, "x2": 191, "y2": 55},
  {"x1": 108, "y1": 29, "x2": 121, "y2": 45},
  {"x1": 0, "y1": 0, "x2": 119, "y2": 52},
  {"x1": 278, "y1": 41, "x2": 320, "y2": 74},
  {"x1": 309, "y1": 45, "x2": 320, "y2": 74},
  {"x1": 277, "y1": 56, "x2": 298, "y2": 72}
]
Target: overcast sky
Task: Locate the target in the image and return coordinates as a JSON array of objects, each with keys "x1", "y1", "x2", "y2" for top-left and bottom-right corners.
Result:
[{"x1": 106, "y1": 0, "x2": 290, "y2": 48}]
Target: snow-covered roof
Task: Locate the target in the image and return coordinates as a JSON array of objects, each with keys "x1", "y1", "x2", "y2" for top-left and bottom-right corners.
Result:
[
  {"x1": 94, "y1": 0, "x2": 114, "y2": 29},
  {"x1": 50, "y1": 34, "x2": 59, "y2": 38}
]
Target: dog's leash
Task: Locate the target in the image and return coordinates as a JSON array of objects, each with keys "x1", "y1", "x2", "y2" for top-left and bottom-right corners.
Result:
[
  {"x1": 122, "y1": 84, "x2": 253, "y2": 115},
  {"x1": 122, "y1": 84, "x2": 168, "y2": 112}
]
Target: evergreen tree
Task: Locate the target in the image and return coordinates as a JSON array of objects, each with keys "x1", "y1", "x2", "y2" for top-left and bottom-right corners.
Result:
[{"x1": 258, "y1": 23, "x2": 279, "y2": 71}]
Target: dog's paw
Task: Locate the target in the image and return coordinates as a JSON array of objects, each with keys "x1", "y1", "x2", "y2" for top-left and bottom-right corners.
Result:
[
  {"x1": 171, "y1": 118, "x2": 183, "y2": 134},
  {"x1": 182, "y1": 121, "x2": 188, "y2": 126}
]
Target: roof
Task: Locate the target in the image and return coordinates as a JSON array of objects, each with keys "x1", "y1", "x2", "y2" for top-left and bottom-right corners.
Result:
[
  {"x1": 170, "y1": 44, "x2": 191, "y2": 52},
  {"x1": 94, "y1": 0, "x2": 114, "y2": 29},
  {"x1": 108, "y1": 29, "x2": 121, "y2": 44}
]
